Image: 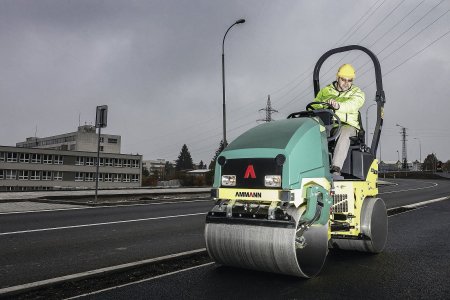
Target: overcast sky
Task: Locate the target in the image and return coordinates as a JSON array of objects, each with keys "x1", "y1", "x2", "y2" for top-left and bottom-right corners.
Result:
[{"x1": 0, "y1": 0, "x2": 449, "y2": 165}]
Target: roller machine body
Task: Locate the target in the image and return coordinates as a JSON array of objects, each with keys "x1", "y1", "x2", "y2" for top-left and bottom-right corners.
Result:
[{"x1": 205, "y1": 45, "x2": 387, "y2": 278}]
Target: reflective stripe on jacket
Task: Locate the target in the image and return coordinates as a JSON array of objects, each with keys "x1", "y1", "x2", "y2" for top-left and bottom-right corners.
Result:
[{"x1": 313, "y1": 82, "x2": 365, "y2": 129}]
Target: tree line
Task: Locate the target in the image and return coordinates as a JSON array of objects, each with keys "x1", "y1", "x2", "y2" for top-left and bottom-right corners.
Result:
[{"x1": 142, "y1": 141, "x2": 224, "y2": 186}]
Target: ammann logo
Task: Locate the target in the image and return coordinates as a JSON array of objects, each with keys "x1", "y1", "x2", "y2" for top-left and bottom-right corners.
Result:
[{"x1": 235, "y1": 191, "x2": 262, "y2": 198}]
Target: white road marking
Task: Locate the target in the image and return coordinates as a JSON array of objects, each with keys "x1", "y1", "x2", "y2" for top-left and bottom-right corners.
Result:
[
  {"x1": 379, "y1": 182, "x2": 438, "y2": 194},
  {"x1": 402, "y1": 196, "x2": 449, "y2": 208},
  {"x1": 68, "y1": 262, "x2": 215, "y2": 299},
  {"x1": 388, "y1": 196, "x2": 449, "y2": 217},
  {"x1": 0, "y1": 199, "x2": 211, "y2": 215},
  {"x1": 0, "y1": 212, "x2": 207, "y2": 236},
  {"x1": 0, "y1": 248, "x2": 207, "y2": 296}
]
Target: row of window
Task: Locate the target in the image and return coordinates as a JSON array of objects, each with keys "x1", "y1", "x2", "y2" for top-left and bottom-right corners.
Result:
[
  {"x1": 0, "y1": 152, "x2": 140, "y2": 168},
  {"x1": 0, "y1": 153, "x2": 64, "y2": 164},
  {"x1": 0, "y1": 170, "x2": 63, "y2": 181},
  {"x1": 75, "y1": 172, "x2": 139, "y2": 183},
  {"x1": 99, "y1": 137, "x2": 119, "y2": 144},
  {"x1": 39, "y1": 136, "x2": 76, "y2": 146},
  {"x1": 0, "y1": 170, "x2": 140, "y2": 183},
  {"x1": 1, "y1": 186, "x2": 55, "y2": 191},
  {"x1": 75, "y1": 157, "x2": 140, "y2": 168},
  {"x1": 19, "y1": 136, "x2": 76, "y2": 148}
]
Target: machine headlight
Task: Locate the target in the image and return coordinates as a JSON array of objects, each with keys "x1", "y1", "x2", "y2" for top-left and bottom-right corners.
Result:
[
  {"x1": 222, "y1": 175, "x2": 236, "y2": 186},
  {"x1": 265, "y1": 175, "x2": 281, "y2": 187}
]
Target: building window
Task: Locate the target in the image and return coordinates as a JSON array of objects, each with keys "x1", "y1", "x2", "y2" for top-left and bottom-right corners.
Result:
[
  {"x1": 19, "y1": 153, "x2": 30, "y2": 163},
  {"x1": 43, "y1": 154, "x2": 53, "y2": 164},
  {"x1": 123, "y1": 174, "x2": 131, "y2": 182},
  {"x1": 85, "y1": 157, "x2": 95, "y2": 166},
  {"x1": 18, "y1": 170, "x2": 29, "y2": 180},
  {"x1": 75, "y1": 156, "x2": 84, "y2": 166},
  {"x1": 99, "y1": 158, "x2": 104, "y2": 166},
  {"x1": 5, "y1": 170, "x2": 17, "y2": 180},
  {"x1": 123, "y1": 159, "x2": 131, "y2": 168},
  {"x1": 113, "y1": 174, "x2": 121, "y2": 182},
  {"x1": 0, "y1": 153, "x2": 4, "y2": 162},
  {"x1": 132, "y1": 160, "x2": 140, "y2": 168},
  {"x1": 31, "y1": 154, "x2": 41, "y2": 164},
  {"x1": 7, "y1": 152, "x2": 18, "y2": 163},
  {"x1": 132, "y1": 174, "x2": 139, "y2": 182},
  {"x1": 54, "y1": 155, "x2": 63, "y2": 164},
  {"x1": 30, "y1": 170, "x2": 40, "y2": 180},
  {"x1": 104, "y1": 173, "x2": 112, "y2": 182},
  {"x1": 100, "y1": 137, "x2": 104, "y2": 143},
  {"x1": 42, "y1": 171, "x2": 52, "y2": 180},
  {"x1": 99, "y1": 146, "x2": 104, "y2": 152},
  {"x1": 75, "y1": 172, "x2": 84, "y2": 181},
  {"x1": 85, "y1": 173, "x2": 94, "y2": 182},
  {"x1": 114, "y1": 159, "x2": 122, "y2": 167},
  {"x1": 53, "y1": 171, "x2": 63, "y2": 181},
  {"x1": 0, "y1": 170, "x2": 4, "y2": 180},
  {"x1": 97, "y1": 173, "x2": 103, "y2": 182},
  {"x1": 105, "y1": 158, "x2": 113, "y2": 167},
  {"x1": 108, "y1": 138, "x2": 118, "y2": 144}
]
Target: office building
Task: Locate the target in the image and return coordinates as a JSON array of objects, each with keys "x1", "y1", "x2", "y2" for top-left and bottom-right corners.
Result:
[
  {"x1": 16, "y1": 125, "x2": 121, "y2": 154},
  {"x1": 0, "y1": 145, "x2": 141, "y2": 191}
]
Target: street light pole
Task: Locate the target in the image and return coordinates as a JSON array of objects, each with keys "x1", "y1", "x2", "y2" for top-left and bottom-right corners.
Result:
[
  {"x1": 414, "y1": 137, "x2": 422, "y2": 163},
  {"x1": 365, "y1": 102, "x2": 376, "y2": 145},
  {"x1": 222, "y1": 18, "x2": 245, "y2": 147}
]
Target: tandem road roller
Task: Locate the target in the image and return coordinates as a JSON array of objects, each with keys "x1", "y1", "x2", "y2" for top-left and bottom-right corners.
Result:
[{"x1": 205, "y1": 45, "x2": 388, "y2": 278}]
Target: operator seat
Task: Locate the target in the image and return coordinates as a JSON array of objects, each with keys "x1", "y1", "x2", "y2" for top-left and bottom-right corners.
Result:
[{"x1": 341, "y1": 112, "x2": 375, "y2": 180}]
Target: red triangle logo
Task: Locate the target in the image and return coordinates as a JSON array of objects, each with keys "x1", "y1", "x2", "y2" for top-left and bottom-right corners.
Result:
[{"x1": 244, "y1": 165, "x2": 256, "y2": 179}]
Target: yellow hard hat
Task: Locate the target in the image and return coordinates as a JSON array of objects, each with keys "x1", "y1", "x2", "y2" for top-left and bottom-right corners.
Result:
[{"x1": 337, "y1": 64, "x2": 355, "y2": 79}]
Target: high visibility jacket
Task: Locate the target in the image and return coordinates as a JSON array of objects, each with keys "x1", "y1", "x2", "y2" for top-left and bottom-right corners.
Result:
[{"x1": 313, "y1": 82, "x2": 365, "y2": 129}]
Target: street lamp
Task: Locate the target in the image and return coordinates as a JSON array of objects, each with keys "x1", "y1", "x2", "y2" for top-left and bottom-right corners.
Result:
[
  {"x1": 413, "y1": 137, "x2": 422, "y2": 163},
  {"x1": 222, "y1": 18, "x2": 245, "y2": 147},
  {"x1": 365, "y1": 102, "x2": 376, "y2": 145}
]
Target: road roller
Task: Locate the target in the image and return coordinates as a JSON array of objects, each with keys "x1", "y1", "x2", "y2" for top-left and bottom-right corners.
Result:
[{"x1": 205, "y1": 45, "x2": 387, "y2": 278}]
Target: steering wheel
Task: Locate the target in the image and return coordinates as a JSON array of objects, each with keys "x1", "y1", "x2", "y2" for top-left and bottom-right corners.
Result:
[
  {"x1": 305, "y1": 101, "x2": 342, "y2": 142},
  {"x1": 306, "y1": 101, "x2": 335, "y2": 111}
]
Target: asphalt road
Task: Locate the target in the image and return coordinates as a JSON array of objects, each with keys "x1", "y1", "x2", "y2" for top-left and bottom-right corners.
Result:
[
  {"x1": 1, "y1": 179, "x2": 449, "y2": 298},
  {"x1": 87, "y1": 199, "x2": 450, "y2": 300},
  {"x1": 0, "y1": 200, "x2": 212, "y2": 288}
]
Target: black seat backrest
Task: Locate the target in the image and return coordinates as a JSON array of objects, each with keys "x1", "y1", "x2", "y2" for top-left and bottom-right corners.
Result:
[{"x1": 350, "y1": 112, "x2": 365, "y2": 146}]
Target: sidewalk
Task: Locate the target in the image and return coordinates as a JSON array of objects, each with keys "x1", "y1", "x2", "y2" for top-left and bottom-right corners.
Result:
[
  {"x1": 0, "y1": 187, "x2": 211, "y2": 202},
  {"x1": 0, "y1": 201, "x2": 84, "y2": 213}
]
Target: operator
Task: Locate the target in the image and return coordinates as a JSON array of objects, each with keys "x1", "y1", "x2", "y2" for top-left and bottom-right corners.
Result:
[{"x1": 314, "y1": 64, "x2": 365, "y2": 177}]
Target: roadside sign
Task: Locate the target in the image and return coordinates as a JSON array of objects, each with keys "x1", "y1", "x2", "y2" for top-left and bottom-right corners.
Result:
[{"x1": 96, "y1": 105, "x2": 108, "y2": 128}]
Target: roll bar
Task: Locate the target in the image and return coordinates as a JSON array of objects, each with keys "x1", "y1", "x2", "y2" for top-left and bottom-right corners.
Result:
[{"x1": 313, "y1": 45, "x2": 385, "y2": 157}]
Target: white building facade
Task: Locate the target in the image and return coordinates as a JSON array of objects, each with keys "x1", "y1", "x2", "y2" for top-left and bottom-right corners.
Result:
[{"x1": 16, "y1": 125, "x2": 121, "y2": 154}]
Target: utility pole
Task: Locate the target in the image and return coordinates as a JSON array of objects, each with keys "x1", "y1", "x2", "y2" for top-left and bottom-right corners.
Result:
[
  {"x1": 396, "y1": 124, "x2": 408, "y2": 170},
  {"x1": 258, "y1": 95, "x2": 278, "y2": 122}
]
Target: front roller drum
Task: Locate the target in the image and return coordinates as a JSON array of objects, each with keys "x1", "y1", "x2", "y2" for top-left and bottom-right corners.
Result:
[
  {"x1": 205, "y1": 222, "x2": 328, "y2": 278},
  {"x1": 332, "y1": 197, "x2": 388, "y2": 253}
]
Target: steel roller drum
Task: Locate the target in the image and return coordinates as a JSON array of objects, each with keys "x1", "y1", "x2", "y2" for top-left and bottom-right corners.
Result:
[
  {"x1": 205, "y1": 208, "x2": 329, "y2": 278},
  {"x1": 331, "y1": 197, "x2": 388, "y2": 253}
]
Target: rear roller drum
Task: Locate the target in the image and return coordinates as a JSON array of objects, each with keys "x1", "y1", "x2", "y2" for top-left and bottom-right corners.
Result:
[{"x1": 331, "y1": 197, "x2": 388, "y2": 253}]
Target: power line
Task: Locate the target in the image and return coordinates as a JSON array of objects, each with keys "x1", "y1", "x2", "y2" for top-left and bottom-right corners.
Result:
[{"x1": 362, "y1": 28, "x2": 450, "y2": 89}]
